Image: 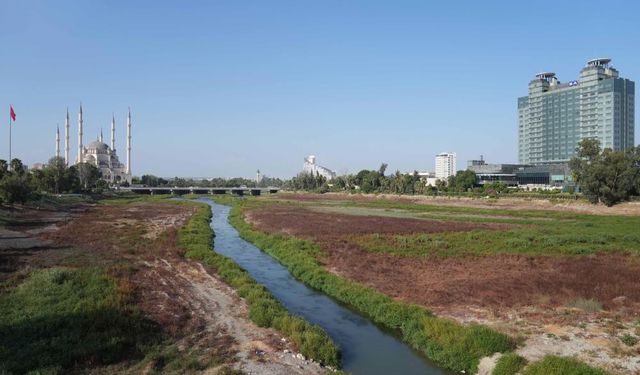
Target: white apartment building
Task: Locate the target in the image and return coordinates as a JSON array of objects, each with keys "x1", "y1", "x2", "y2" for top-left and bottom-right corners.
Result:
[{"x1": 435, "y1": 152, "x2": 457, "y2": 180}]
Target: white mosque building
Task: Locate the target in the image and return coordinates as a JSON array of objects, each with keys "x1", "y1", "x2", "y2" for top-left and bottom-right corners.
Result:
[{"x1": 55, "y1": 105, "x2": 132, "y2": 184}]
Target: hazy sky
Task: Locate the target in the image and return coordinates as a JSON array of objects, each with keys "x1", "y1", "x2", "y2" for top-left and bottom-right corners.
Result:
[{"x1": 1, "y1": 0, "x2": 638, "y2": 178}]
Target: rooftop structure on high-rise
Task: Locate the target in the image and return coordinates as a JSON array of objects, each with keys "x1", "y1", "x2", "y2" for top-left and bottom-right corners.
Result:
[{"x1": 518, "y1": 58, "x2": 635, "y2": 165}]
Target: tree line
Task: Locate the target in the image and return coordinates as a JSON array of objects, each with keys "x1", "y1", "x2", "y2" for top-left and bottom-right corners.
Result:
[
  {"x1": 281, "y1": 143, "x2": 640, "y2": 206},
  {"x1": 133, "y1": 175, "x2": 286, "y2": 189},
  {"x1": 0, "y1": 157, "x2": 102, "y2": 205},
  {"x1": 288, "y1": 163, "x2": 485, "y2": 195}
]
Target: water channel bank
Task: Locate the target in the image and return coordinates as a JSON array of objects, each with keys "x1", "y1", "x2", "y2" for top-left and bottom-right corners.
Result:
[{"x1": 204, "y1": 200, "x2": 451, "y2": 375}]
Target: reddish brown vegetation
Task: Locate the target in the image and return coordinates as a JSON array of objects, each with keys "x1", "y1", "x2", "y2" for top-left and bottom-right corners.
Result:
[
  {"x1": 247, "y1": 204, "x2": 513, "y2": 237},
  {"x1": 247, "y1": 204, "x2": 640, "y2": 319}
]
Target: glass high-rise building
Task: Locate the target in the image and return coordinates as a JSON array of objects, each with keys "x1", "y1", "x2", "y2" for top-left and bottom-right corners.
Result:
[{"x1": 518, "y1": 58, "x2": 634, "y2": 165}]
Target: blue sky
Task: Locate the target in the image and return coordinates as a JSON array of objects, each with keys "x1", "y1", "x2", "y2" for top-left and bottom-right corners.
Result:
[{"x1": 1, "y1": 0, "x2": 638, "y2": 178}]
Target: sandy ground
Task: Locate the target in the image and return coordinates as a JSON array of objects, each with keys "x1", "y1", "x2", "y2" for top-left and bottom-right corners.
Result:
[
  {"x1": 1, "y1": 202, "x2": 327, "y2": 374},
  {"x1": 246, "y1": 198, "x2": 640, "y2": 374}
]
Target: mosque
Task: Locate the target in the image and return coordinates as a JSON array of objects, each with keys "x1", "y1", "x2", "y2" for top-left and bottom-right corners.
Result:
[{"x1": 55, "y1": 105, "x2": 132, "y2": 184}]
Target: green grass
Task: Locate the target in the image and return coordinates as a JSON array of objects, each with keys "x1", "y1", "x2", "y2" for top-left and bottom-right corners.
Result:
[
  {"x1": 619, "y1": 333, "x2": 638, "y2": 346},
  {"x1": 493, "y1": 353, "x2": 527, "y2": 375},
  {"x1": 177, "y1": 200, "x2": 340, "y2": 368},
  {"x1": 0, "y1": 267, "x2": 160, "y2": 375},
  {"x1": 568, "y1": 298, "x2": 603, "y2": 312},
  {"x1": 219, "y1": 197, "x2": 515, "y2": 373},
  {"x1": 521, "y1": 355, "x2": 610, "y2": 375}
]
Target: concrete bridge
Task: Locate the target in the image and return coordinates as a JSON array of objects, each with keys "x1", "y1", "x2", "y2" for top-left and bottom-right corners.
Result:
[{"x1": 119, "y1": 186, "x2": 280, "y2": 196}]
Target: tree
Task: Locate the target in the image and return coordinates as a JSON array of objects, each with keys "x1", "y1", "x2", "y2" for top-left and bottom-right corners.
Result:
[
  {"x1": 0, "y1": 160, "x2": 8, "y2": 180},
  {"x1": 0, "y1": 174, "x2": 32, "y2": 204},
  {"x1": 140, "y1": 174, "x2": 160, "y2": 187},
  {"x1": 378, "y1": 163, "x2": 388, "y2": 176},
  {"x1": 10, "y1": 158, "x2": 26, "y2": 176},
  {"x1": 77, "y1": 162, "x2": 101, "y2": 191},
  {"x1": 45, "y1": 156, "x2": 67, "y2": 194},
  {"x1": 570, "y1": 139, "x2": 640, "y2": 206},
  {"x1": 448, "y1": 170, "x2": 477, "y2": 192}
]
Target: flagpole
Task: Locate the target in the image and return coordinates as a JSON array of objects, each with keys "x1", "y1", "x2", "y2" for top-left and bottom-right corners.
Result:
[{"x1": 8, "y1": 109, "x2": 11, "y2": 171}]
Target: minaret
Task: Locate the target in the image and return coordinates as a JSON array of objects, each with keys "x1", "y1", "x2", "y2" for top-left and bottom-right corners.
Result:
[
  {"x1": 64, "y1": 108, "x2": 70, "y2": 166},
  {"x1": 126, "y1": 108, "x2": 131, "y2": 175},
  {"x1": 77, "y1": 104, "x2": 84, "y2": 164},
  {"x1": 99, "y1": 128, "x2": 103, "y2": 143},
  {"x1": 110, "y1": 113, "x2": 116, "y2": 151},
  {"x1": 55, "y1": 124, "x2": 60, "y2": 159}
]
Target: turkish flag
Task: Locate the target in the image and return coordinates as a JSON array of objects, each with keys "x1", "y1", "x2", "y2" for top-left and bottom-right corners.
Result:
[{"x1": 10, "y1": 106, "x2": 16, "y2": 122}]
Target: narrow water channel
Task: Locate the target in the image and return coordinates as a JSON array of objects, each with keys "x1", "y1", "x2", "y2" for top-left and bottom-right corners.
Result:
[{"x1": 204, "y1": 200, "x2": 450, "y2": 375}]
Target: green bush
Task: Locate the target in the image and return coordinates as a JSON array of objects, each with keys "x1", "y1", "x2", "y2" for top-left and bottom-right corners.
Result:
[
  {"x1": 521, "y1": 355, "x2": 609, "y2": 375},
  {"x1": 0, "y1": 174, "x2": 32, "y2": 204},
  {"x1": 176, "y1": 201, "x2": 340, "y2": 368},
  {"x1": 223, "y1": 198, "x2": 515, "y2": 373},
  {"x1": 619, "y1": 333, "x2": 638, "y2": 347},
  {"x1": 493, "y1": 352, "x2": 527, "y2": 375}
]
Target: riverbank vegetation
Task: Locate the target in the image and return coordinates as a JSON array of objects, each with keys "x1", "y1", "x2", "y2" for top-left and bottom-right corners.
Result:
[
  {"x1": 0, "y1": 197, "x2": 242, "y2": 374},
  {"x1": 177, "y1": 200, "x2": 340, "y2": 367},
  {"x1": 2, "y1": 195, "x2": 338, "y2": 374},
  {"x1": 0, "y1": 267, "x2": 159, "y2": 374},
  {"x1": 217, "y1": 196, "x2": 515, "y2": 373},
  {"x1": 219, "y1": 194, "x2": 636, "y2": 374},
  {"x1": 492, "y1": 353, "x2": 527, "y2": 375},
  {"x1": 519, "y1": 355, "x2": 610, "y2": 375}
]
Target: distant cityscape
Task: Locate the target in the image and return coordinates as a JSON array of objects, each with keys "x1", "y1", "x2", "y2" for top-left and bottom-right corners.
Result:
[{"x1": 299, "y1": 57, "x2": 635, "y2": 191}]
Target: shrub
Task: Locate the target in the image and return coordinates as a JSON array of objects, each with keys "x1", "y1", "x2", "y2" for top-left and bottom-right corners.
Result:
[
  {"x1": 0, "y1": 174, "x2": 32, "y2": 204},
  {"x1": 493, "y1": 352, "x2": 527, "y2": 375},
  {"x1": 521, "y1": 355, "x2": 609, "y2": 375},
  {"x1": 619, "y1": 334, "x2": 638, "y2": 347},
  {"x1": 568, "y1": 298, "x2": 602, "y2": 312}
]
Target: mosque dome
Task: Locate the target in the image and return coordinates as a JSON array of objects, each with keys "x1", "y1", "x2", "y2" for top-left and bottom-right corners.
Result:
[{"x1": 86, "y1": 141, "x2": 109, "y2": 153}]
